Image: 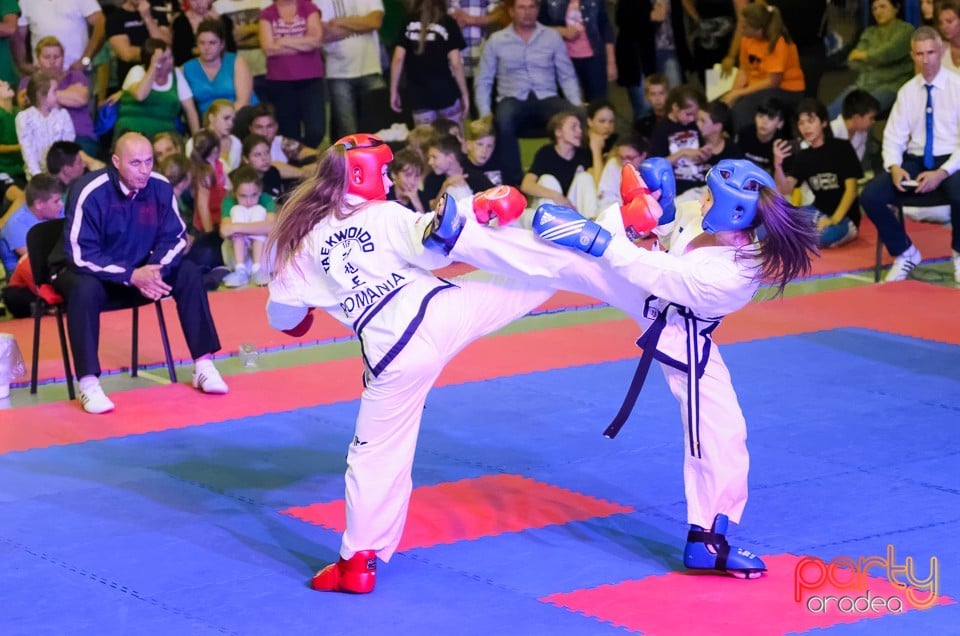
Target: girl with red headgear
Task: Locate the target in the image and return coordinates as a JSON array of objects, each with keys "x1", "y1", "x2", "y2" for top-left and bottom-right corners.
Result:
[{"x1": 265, "y1": 134, "x2": 544, "y2": 594}]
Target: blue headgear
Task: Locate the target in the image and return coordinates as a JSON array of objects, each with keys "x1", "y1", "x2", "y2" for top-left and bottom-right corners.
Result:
[{"x1": 702, "y1": 159, "x2": 775, "y2": 233}]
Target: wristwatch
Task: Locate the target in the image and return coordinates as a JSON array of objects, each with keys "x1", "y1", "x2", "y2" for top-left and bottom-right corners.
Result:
[{"x1": 80, "y1": 55, "x2": 91, "y2": 68}]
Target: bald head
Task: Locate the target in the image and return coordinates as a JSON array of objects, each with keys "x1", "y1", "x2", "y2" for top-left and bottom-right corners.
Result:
[{"x1": 112, "y1": 132, "x2": 155, "y2": 191}]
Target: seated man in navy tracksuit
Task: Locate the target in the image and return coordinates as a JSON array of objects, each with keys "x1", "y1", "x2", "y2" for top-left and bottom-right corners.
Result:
[{"x1": 50, "y1": 132, "x2": 229, "y2": 414}]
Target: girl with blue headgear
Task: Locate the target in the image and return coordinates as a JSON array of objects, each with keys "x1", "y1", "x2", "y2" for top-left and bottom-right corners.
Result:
[{"x1": 423, "y1": 157, "x2": 818, "y2": 579}]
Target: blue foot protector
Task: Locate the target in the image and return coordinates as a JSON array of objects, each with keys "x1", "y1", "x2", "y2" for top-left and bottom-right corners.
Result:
[
  {"x1": 532, "y1": 204, "x2": 611, "y2": 257},
  {"x1": 423, "y1": 193, "x2": 464, "y2": 255},
  {"x1": 683, "y1": 513, "x2": 766, "y2": 579}
]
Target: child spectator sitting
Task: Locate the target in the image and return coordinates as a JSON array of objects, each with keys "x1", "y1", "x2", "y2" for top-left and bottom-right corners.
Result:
[
  {"x1": 387, "y1": 147, "x2": 428, "y2": 213},
  {"x1": 0, "y1": 254, "x2": 37, "y2": 318},
  {"x1": 404, "y1": 124, "x2": 440, "y2": 166},
  {"x1": 830, "y1": 88, "x2": 880, "y2": 169},
  {"x1": 15, "y1": 72, "x2": 76, "y2": 179},
  {"x1": 736, "y1": 96, "x2": 787, "y2": 174},
  {"x1": 0, "y1": 80, "x2": 24, "y2": 194},
  {"x1": 186, "y1": 99, "x2": 242, "y2": 170},
  {"x1": 422, "y1": 133, "x2": 493, "y2": 207},
  {"x1": 649, "y1": 85, "x2": 704, "y2": 186},
  {"x1": 675, "y1": 100, "x2": 743, "y2": 198},
  {"x1": 247, "y1": 103, "x2": 313, "y2": 181},
  {"x1": 0, "y1": 174, "x2": 64, "y2": 278},
  {"x1": 773, "y1": 98, "x2": 862, "y2": 248},
  {"x1": 634, "y1": 73, "x2": 670, "y2": 140},
  {"x1": 221, "y1": 165, "x2": 275, "y2": 287},
  {"x1": 464, "y1": 116, "x2": 503, "y2": 185},
  {"x1": 158, "y1": 153, "x2": 194, "y2": 229},
  {"x1": 597, "y1": 134, "x2": 648, "y2": 211},
  {"x1": 521, "y1": 110, "x2": 600, "y2": 218},
  {"x1": 152, "y1": 131, "x2": 186, "y2": 163},
  {"x1": 241, "y1": 134, "x2": 282, "y2": 198}
]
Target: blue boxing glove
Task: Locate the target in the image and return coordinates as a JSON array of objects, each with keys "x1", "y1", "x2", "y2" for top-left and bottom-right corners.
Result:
[
  {"x1": 639, "y1": 157, "x2": 677, "y2": 226},
  {"x1": 532, "y1": 203, "x2": 611, "y2": 257}
]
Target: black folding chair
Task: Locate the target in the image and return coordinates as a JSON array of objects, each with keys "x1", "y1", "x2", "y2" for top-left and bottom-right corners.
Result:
[{"x1": 26, "y1": 219, "x2": 177, "y2": 399}]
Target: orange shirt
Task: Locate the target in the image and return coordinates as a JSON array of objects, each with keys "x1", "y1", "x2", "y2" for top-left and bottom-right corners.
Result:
[{"x1": 739, "y1": 36, "x2": 805, "y2": 92}]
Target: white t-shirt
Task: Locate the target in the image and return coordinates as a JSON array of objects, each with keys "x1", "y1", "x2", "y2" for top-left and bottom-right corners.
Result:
[
  {"x1": 213, "y1": 0, "x2": 271, "y2": 76},
  {"x1": 228, "y1": 203, "x2": 267, "y2": 224},
  {"x1": 18, "y1": 0, "x2": 102, "y2": 70},
  {"x1": 829, "y1": 114, "x2": 867, "y2": 163},
  {"x1": 312, "y1": 0, "x2": 384, "y2": 78}
]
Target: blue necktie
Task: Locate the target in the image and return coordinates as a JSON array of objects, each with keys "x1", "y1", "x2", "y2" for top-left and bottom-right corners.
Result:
[{"x1": 924, "y1": 84, "x2": 935, "y2": 170}]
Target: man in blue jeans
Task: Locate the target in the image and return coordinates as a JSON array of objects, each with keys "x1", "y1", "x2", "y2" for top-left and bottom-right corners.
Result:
[
  {"x1": 474, "y1": 0, "x2": 582, "y2": 186},
  {"x1": 860, "y1": 26, "x2": 960, "y2": 284}
]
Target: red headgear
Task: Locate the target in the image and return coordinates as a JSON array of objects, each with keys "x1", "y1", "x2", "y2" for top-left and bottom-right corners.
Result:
[{"x1": 336, "y1": 133, "x2": 394, "y2": 201}]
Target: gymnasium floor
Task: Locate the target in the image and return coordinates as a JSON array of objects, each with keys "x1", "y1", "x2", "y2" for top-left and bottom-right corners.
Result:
[{"x1": 1, "y1": 233, "x2": 958, "y2": 634}]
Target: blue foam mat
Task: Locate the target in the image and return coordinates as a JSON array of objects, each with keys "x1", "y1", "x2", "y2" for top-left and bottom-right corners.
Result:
[{"x1": 1, "y1": 328, "x2": 958, "y2": 635}]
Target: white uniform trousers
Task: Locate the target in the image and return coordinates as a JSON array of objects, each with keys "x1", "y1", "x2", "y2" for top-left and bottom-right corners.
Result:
[
  {"x1": 341, "y1": 272, "x2": 553, "y2": 561},
  {"x1": 450, "y1": 219, "x2": 751, "y2": 530}
]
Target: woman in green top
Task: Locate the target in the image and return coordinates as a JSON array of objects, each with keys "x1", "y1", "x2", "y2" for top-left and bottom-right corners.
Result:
[
  {"x1": 827, "y1": 0, "x2": 914, "y2": 119},
  {"x1": 114, "y1": 38, "x2": 200, "y2": 142}
]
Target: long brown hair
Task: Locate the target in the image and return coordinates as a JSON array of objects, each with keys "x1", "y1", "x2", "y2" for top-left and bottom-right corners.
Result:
[
  {"x1": 267, "y1": 145, "x2": 355, "y2": 273},
  {"x1": 409, "y1": 0, "x2": 447, "y2": 55},
  {"x1": 742, "y1": 3, "x2": 792, "y2": 52},
  {"x1": 751, "y1": 188, "x2": 818, "y2": 296}
]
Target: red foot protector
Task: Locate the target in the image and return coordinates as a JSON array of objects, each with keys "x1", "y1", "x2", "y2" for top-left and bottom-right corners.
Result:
[
  {"x1": 282, "y1": 474, "x2": 633, "y2": 551},
  {"x1": 540, "y1": 553, "x2": 953, "y2": 635},
  {"x1": 312, "y1": 549, "x2": 377, "y2": 593}
]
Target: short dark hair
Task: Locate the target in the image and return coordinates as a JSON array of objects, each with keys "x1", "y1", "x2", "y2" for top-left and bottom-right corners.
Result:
[
  {"x1": 247, "y1": 102, "x2": 277, "y2": 124},
  {"x1": 701, "y1": 100, "x2": 733, "y2": 135},
  {"x1": 841, "y1": 89, "x2": 881, "y2": 119},
  {"x1": 25, "y1": 173, "x2": 63, "y2": 207},
  {"x1": 158, "y1": 153, "x2": 190, "y2": 189},
  {"x1": 666, "y1": 85, "x2": 704, "y2": 112},
  {"x1": 196, "y1": 17, "x2": 227, "y2": 47},
  {"x1": 390, "y1": 147, "x2": 425, "y2": 175},
  {"x1": 242, "y1": 133, "x2": 271, "y2": 157},
  {"x1": 756, "y1": 96, "x2": 788, "y2": 121},
  {"x1": 46, "y1": 141, "x2": 83, "y2": 175},
  {"x1": 229, "y1": 164, "x2": 262, "y2": 192},
  {"x1": 425, "y1": 133, "x2": 462, "y2": 157},
  {"x1": 794, "y1": 97, "x2": 831, "y2": 136}
]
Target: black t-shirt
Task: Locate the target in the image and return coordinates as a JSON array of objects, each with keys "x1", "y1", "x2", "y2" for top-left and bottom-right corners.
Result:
[
  {"x1": 736, "y1": 125, "x2": 783, "y2": 174},
  {"x1": 468, "y1": 156, "x2": 504, "y2": 187},
  {"x1": 676, "y1": 139, "x2": 744, "y2": 193},
  {"x1": 650, "y1": 118, "x2": 701, "y2": 181},
  {"x1": 261, "y1": 165, "x2": 282, "y2": 199},
  {"x1": 388, "y1": 185, "x2": 429, "y2": 212},
  {"x1": 107, "y1": 2, "x2": 173, "y2": 84},
  {"x1": 398, "y1": 14, "x2": 467, "y2": 111},
  {"x1": 527, "y1": 144, "x2": 592, "y2": 196},
  {"x1": 784, "y1": 137, "x2": 863, "y2": 225}
]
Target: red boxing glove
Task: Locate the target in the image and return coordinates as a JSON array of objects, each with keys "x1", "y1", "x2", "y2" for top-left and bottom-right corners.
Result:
[
  {"x1": 471, "y1": 185, "x2": 527, "y2": 226},
  {"x1": 283, "y1": 308, "x2": 315, "y2": 337},
  {"x1": 620, "y1": 163, "x2": 649, "y2": 205},
  {"x1": 621, "y1": 196, "x2": 661, "y2": 240}
]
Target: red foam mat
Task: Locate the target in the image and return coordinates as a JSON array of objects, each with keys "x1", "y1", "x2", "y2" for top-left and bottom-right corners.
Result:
[
  {"x1": 541, "y1": 553, "x2": 953, "y2": 635},
  {"x1": 2, "y1": 281, "x2": 957, "y2": 454},
  {"x1": 282, "y1": 474, "x2": 633, "y2": 551}
]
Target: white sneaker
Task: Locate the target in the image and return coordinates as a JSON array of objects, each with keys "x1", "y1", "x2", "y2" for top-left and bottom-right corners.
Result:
[
  {"x1": 223, "y1": 268, "x2": 249, "y2": 288},
  {"x1": 953, "y1": 251, "x2": 960, "y2": 286},
  {"x1": 78, "y1": 381, "x2": 115, "y2": 414},
  {"x1": 193, "y1": 364, "x2": 229, "y2": 394},
  {"x1": 252, "y1": 268, "x2": 270, "y2": 286},
  {"x1": 884, "y1": 244, "x2": 921, "y2": 282},
  {"x1": 832, "y1": 222, "x2": 858, "y2": 248}
]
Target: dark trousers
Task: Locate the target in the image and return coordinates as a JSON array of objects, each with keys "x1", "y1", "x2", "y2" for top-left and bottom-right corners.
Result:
[
  {"x1": 52, "y1": 260, "x2": 221, "y2": 378},
  {"x1": 859, "y1": 154, "x2": 960, "y2": 257},
  {"x1": 268, "y1": 77, "x2": 327, "y2": 149},
  {"x1": 494, "y1": 94, "x2": 576, "y2": 186},
  {"x1": 572, "y1": 55, "x2": 608, "y2": 102},
  {"x1": 1, "y1": 285, "x2": 35, "y2": 318}
]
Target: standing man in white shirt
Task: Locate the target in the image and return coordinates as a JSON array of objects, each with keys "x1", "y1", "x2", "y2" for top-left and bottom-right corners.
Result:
[
  {"x1": 314, "y1": 0, "x2": 386, "y2": 140},
  {"x1": 13, "y1": 0, "x2": 106, "y2": 74},
  {"x1": 860, "y1": 26, "x2": 960, "y2": 284}
]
